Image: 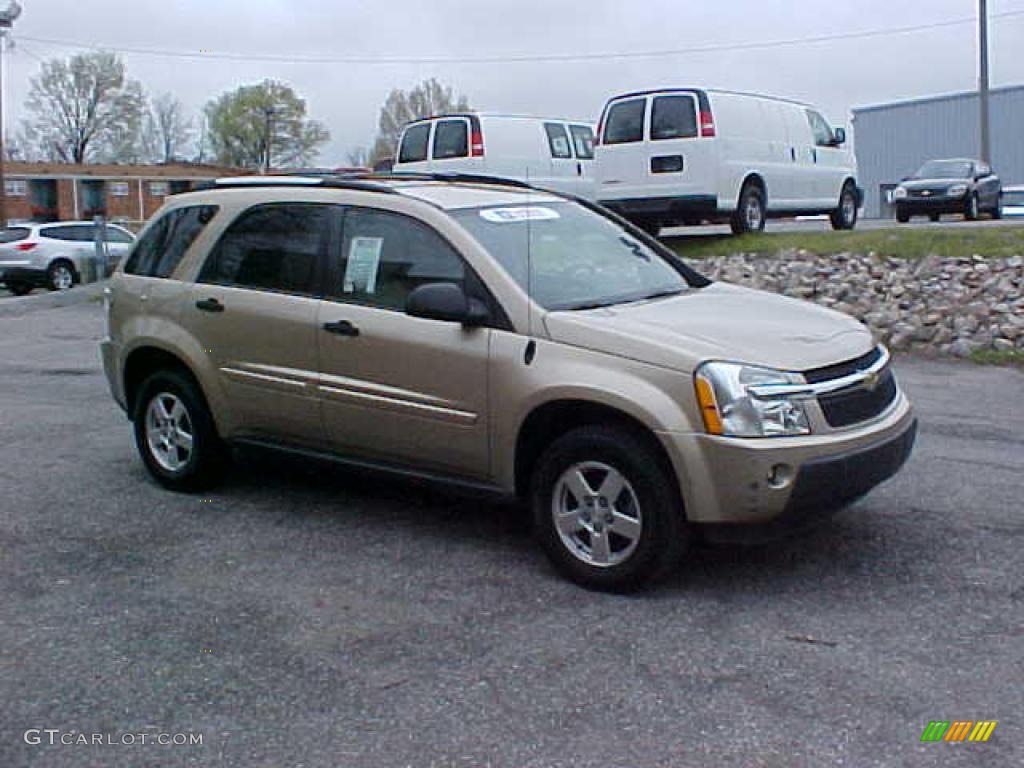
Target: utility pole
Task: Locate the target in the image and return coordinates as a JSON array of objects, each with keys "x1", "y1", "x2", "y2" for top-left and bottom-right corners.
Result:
[
  {"x1": 0, "y1": 2, "x2": 22, "y2": 228},
  {"x1": 262, "y1": 106, "x2": 275, "y2": 175},
  {"x1": 979, "y1": 0, "x2": 991, "y2": 163}
]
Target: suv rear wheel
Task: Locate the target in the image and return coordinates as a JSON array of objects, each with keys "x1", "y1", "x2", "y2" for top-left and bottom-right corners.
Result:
[
  {"x1": 47, "y1": 260, "x2": 76, "y2": 291},
  {"x1": 730, "y1": 182, "x2": 766, "y2": 235},
  {"x1": 531, "y1": 425, "x2": 688, "y2": 591},
  {"x1": 133, "y1": 369, "x2": 227, "y2": 491}
]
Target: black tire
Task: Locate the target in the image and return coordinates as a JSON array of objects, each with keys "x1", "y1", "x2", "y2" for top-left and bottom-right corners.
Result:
[
  {"x1": 829, "y1": 182, "x2": 859, "y2": 230},
  {"x1": 896, "y1": 207, "x2": 910, "y2": 224},
  {"x1": 730, "y1": 181, "x2": 766, "y2": 235},
  {"x1": 46, "y1": 259, "x2": 76, "y2": 292},
  {"x1": 929, "y1": 213, "x2": 941, "y2": 223},
  {"x1": 133, "y1": 369, "x2": 227, "y2": 492},
  {"x1": 531, "y1": 425, "x2": 688, "y2": 591},
  {"x1": 965, "y1": 193, "x2": 980, "y2": 221},
  {"x1": 7, "y1": 282, "x2": 32, "y2": 296}
]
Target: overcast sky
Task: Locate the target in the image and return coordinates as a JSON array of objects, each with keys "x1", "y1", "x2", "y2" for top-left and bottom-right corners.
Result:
[{"x1": 5, "y1": 0, "x2": 1024, "y2": 164}]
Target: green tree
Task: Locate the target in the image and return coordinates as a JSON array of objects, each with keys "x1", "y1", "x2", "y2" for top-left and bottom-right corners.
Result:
[
  {"x1": 22, "y1": 51, "x2": 145, "y2": 164},
  {"x1": 371, "y1": 78, "x2": 470, "y2": 163},
  {"x1": 204, "y1": 80, "x2": 329, "y2": 171}
]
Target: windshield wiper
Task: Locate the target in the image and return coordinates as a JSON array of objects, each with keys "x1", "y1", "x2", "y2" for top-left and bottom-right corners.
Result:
[{"x1": 633, "y1": 288, "x2": 685, "y2": 303}]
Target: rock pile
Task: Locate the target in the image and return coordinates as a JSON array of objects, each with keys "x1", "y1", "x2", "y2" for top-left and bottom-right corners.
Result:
[{"x1": 688, "y1": 251, "x2": 1023, "y2": 357}]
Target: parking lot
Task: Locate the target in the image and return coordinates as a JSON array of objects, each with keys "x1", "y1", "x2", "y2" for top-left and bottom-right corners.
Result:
[{"x1": 1, "y1": 288, "x2": 1021, "y2": 767}]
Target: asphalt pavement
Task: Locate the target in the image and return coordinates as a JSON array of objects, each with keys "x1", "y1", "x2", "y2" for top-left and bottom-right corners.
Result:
[{"x1": 1, "y1": 290, "x2": 1022, "y2": 768}]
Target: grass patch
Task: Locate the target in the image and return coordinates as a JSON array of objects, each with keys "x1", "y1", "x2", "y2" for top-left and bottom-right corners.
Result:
[
  {"x1": 969, "y1": 348, "x2": 1024, "y2": 368},
  {"x1": 665, "y1": 225, "x2": 1024, "y2": 260}
]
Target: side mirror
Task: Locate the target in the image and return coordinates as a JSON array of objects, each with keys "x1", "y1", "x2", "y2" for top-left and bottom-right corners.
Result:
[
  {"x1": 832, "y1": 127, "x2": 846, "y2": 146},
  {"x1": 406, "y1": 282, "x2": 490, "y2": 326}
]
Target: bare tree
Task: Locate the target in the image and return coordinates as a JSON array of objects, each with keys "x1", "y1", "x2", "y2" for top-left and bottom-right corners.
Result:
[
  {"x1": 371, "y1": 78, "x2": 470, "y2": 163},
  {"x1": 145, "y1": 93, "x2": 194, "y2": 164},
  {"x1": 21, "y1": 51, "x2": 145, "y2": 164},
  {"x1": 345, "y1": 146, "x2": 371, "y2": 168}
]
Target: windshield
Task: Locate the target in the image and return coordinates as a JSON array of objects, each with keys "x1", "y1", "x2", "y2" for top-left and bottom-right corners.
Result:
[
  {"x1": 451, "y1": 201, "x2": 689, "y2": 310},
  {"x1": 913, "y1": 160, "x2": 972, "y2": 180}
]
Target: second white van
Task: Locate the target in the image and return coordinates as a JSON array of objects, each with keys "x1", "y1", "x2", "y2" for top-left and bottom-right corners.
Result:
[
  {"x1": 594, "y1": 88, "x2": 861, "y2": 235},
  {"x1": 394, "y1": 113, "x2": 596, "y2": 198}
]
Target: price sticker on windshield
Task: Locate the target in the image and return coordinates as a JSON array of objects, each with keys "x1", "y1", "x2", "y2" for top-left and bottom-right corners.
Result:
[{"x1": 479, "y1": 206, "x2": 560, "y2": 223}]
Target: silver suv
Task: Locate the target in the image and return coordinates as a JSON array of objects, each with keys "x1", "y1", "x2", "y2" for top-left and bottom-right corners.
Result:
[{"x1": 101, "y1": 175, "x2": 916, "y2": 590}]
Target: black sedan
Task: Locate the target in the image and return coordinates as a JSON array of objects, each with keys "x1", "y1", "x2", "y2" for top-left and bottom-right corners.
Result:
[{"x1": 893, "y1": 158, "x2": 1002, "y2": 223}]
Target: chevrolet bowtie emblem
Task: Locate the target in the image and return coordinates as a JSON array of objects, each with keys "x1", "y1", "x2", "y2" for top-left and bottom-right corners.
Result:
[
  {"x1": 863, "y1": 371, "x2": 880, "y2": 391},
  {"x1": 922, "y1": 190, "x2": 931, "y2": 196}
]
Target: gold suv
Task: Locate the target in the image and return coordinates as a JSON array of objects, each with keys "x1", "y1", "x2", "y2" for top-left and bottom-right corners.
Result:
[{"x1": 101, "y1": 175, "x2": 916, "y2": 590}]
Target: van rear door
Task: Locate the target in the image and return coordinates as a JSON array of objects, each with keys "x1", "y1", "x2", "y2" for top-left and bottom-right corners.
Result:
[
  {"x1": 395, "y1": 121, "x2": 432, "y2": 173},
  {"x1": 643, "y1": 92, "x2": 716, "y2": 205},
  {"x1": 430, "y1": 116, "x2": 484, "y2": 174},
  {"x1": 594, "y1": 96, "x2": 648, "y2": 202}
]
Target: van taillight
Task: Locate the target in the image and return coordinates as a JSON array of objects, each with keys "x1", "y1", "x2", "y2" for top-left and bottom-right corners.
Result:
[
  {"x1": 471, "y1": 128, "x2": 484, "y2": 157},
  {"x1": 15, "y1": 242, "x2": 37, "y2": 251},
  {"x1": 699, "y1": 111, "x2": 716, "y2": 138}
]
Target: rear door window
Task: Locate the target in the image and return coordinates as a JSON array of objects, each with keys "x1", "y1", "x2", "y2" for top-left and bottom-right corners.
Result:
[
  {"x1": 126, "y1": 205, "x2": 219, "y2": 278},
  {"x1": 199, "y1": 204, "x2": 326, "y2": 295},
  {"x1": 569, "y1": 125, "x2": 594, "y2": 159},
  {"x1": 432, "y1": 119, "x2": 468, "y2": 160},
  {"x1": 651, "y1": 95, "x2": 697, "y2": 140},
  {"x1": 603, "y1": 99, "x2": 646, "y2": 145},
  {"x1": 41, "y1": 225, "x2": 93, "y2": 242},
  {"x1": 544, "y1": 123, "x2": 572, "y2": 159},
  {"x1": 398, "y1": 123, "x2": 431, "y2": 163}
]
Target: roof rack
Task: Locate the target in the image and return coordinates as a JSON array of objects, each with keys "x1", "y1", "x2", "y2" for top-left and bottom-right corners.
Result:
[
  {"x1": 189, "y1": 172, "x2": 542, "y2": 195},
  {"x1": 190, "y1": 176, "x2": 399, "y2": 194}
]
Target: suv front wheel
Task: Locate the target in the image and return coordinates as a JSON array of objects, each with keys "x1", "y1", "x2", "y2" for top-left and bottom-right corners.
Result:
[
  {"x1": 531, "y1": 425, "x2": 688, "y2": 591},
  {"x1": 133, "y1": 369, "x2": 227, "y2": 491}
]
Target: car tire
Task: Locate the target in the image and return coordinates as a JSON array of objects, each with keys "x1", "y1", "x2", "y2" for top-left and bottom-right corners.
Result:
[
  {"x1": 991, "y1": 201, "x2": 1002, "y2": 220},
  {"x1": 829, "y1": 182, "x2": 858, "y2": 230},
  {"x1": 730, "y1": 182, "x2": 766, "y2": 235},
  {"x1": 531, "y1": 425, "x2": 688, "y2": 591},
  {"x1": 7, "y1": 282, "x2": 32, "y2": 296},
  {"x1": 896, "y1": 208, "x2": 910, "y2": 224},
  {"x1": 929, "y1": 213, "x2": 941, "y2": 223},
  {"x1": 965, "y1": 193, "x2": 980, "y2": 221},
  {"x1": 46, "y1": 260, "x2": 76, "y2": 292},
  {"x1": 133, "y1": 369, "x2": 227, "y2": 492}
]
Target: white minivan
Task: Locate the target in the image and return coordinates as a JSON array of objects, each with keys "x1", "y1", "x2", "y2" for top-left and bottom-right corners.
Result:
[
  {"x1": 394, "y1": 113, "x2": 596, "y2": 198},
  {"x1": 594, "y1": 88, "x2": 860, "y2": 235}
]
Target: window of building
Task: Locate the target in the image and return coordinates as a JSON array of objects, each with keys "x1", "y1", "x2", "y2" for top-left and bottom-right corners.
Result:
[
  {"x1": 149, "y1": 181, "x2": 170, "y2": 197},
  {"x1": 199, "y1": 204, "x2": 324, "y2": 294},
  {"x1": 109, "y1": 181, "x2": 130, "y2": 197},
  {"x1": 5, "y1": 179, "x2": 27, "y2": 197}
]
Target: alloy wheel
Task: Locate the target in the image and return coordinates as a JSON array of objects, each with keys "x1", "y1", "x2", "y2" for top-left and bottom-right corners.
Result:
[{"x1": 144, "y1": 392, "x2": 194, "y2": 473}]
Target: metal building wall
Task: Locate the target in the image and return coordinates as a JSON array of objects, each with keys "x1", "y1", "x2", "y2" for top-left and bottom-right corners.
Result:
[{"x1": 853, "y1": 85, "x2": 1024, "y2": 218}]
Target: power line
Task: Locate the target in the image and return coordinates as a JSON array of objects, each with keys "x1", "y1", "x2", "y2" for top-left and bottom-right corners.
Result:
[{"x1": 13, "y1": 9, "x2": 1024, "y2": 66}]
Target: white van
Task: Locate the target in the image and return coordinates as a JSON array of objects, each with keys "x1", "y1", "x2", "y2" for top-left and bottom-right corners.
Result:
[
  {"x1": 394, "y1": 113, "x2": 596, "y2": 198},
  {"x1": 594, "y1": 89, "x2": 860, "y2": 235}
]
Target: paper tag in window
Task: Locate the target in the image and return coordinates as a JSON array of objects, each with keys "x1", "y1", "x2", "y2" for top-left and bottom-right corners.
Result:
[
  {"x1": 343, "y1": 237, "x2": 383, "y2": 294},
  {"x1": 479, "y1": 206, "x2": 560, "y2": 223}
]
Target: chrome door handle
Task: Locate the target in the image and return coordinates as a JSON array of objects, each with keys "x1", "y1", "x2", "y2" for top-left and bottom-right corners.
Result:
[{"x1": 323, "y1": 319, "x2": 359, "y2": 337}]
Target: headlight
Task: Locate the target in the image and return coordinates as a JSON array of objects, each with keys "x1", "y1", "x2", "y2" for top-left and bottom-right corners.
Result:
[
  {"x1": 893, "y1": 186, "x2": 908, "y2": 200},
  {"x1": 947, "y1": 183, "x2": 968, "y2": 197},
  {"x1": 695, "y1": 362, "x2": 811, "y2": 437}
]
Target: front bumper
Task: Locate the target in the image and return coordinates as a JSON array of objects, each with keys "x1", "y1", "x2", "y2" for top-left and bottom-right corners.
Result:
[
  {"x1": 896, "y1": 194, "x2": 967, "y2": 214},
  {"x1": 658, "y1": 392, "x2": 916, "y2": 530}
]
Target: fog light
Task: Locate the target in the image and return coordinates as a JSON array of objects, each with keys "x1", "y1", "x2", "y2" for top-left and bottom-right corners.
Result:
[{"x1": 768, "y1": 463, "x2": 794, "y2": 489}]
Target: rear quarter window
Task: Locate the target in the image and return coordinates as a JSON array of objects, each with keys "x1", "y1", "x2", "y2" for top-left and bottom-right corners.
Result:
[
  {"x1": 0, "y1": 227, "x2": 30, "y2": 243},
  {"x1": 603, "y1": 99, "x2": 646, "y2": 145},
  {"x1": 398, "y1": 123, "x2": 431, "y2": 163},
  {"x1": 124, "y1": 205, "x2": 219, "y2": 278},
  {"x1": 651, "y1": 96, "x2": 697, "y2": 140}
]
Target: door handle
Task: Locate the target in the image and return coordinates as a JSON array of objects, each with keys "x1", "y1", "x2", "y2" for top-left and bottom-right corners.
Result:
[
  {"x1": 576, "y1": 162, "x2": 583, "y2": 176},
  {"x1": 323, "y1": 319, "x2": 360, "y2": 337},
  {"x1": 790, "y1": 147, "x2": 796, "y2": 162},
  {"x1": 195, "y1": 298, "x2": 224, "y2": 313}
]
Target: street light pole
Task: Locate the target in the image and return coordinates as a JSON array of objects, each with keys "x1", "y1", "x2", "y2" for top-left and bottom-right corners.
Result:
[
  {"x1": 0, "y1": 2, "x2": 22, "y2": 228},
  {"x1": 979, "y1": 0, "x2": 991, "y2": 164},
  {"x1": 263, "y1": 106, "x2": 275, "y2": 175}
]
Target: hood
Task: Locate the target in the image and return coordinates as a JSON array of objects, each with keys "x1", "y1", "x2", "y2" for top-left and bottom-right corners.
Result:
[
  {"x1": 543, "y1": 283, "x2": 874, "y2": 373},
  {"x1": 902, "y1": 178, "x2": 968, "y2": 190}
]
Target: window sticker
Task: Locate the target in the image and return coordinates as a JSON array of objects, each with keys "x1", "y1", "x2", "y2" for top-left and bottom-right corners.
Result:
[
  {"x1": 479, "y1": 207, "x2": 561, "y2": 223},
  {"x1": 343, "y1": 237, "x2": 383, "y2": 294}
]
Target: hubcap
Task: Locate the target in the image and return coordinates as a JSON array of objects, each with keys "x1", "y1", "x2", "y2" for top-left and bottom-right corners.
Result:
[
  {"x1": 842, "y1": 193, "x2": 856, "y2": 223},
  {"x1": 551, "y1": 461, "x2": 642, "y2": 568},
  {"x1": 745, "y1": 196, "x2": 763, "y2": 230},
  {"x1": 53, "y1": 266, "x2": 73, "y2": 290},
  {"x1": 145, "y1": 392, "x2": 194, "y2": 472}
]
